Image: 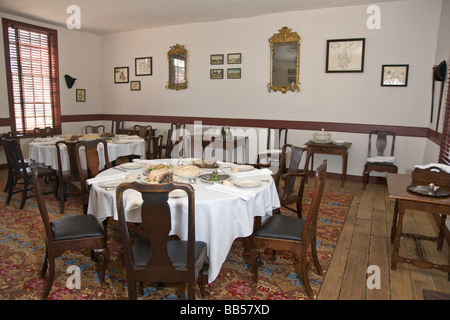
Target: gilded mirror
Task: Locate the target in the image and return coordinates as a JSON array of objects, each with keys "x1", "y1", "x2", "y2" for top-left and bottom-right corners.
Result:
[
  {"x1": 268, "y1": 27, "x2": 301, "y2": 93},
  {"x1": 167, "y1": 44, "x2": 187, "y2": 90}
]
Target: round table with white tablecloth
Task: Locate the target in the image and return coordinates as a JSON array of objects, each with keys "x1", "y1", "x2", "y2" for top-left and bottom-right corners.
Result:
[
  {"x1": 28, "y1": 135, "x2": 145, "y2": 172},
  {"x1": 86, "y1": 158, "x2": 280, "y2": 283}
]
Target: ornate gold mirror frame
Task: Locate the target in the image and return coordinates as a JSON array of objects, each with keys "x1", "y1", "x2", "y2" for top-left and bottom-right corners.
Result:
[
  {"x1": 268, "y1": 27, "x2": 301, "y2": 93},
  {"x1": 167, "y1": 44, "x2": 187, "y2": 90}
]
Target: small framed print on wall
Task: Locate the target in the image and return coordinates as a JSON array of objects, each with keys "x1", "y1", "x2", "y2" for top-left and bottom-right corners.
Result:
[
  {"x1": 326, "y1": 38, "x2": 365, "y2": 73},
  {"x1": 130, "y1": 81, "x2": 141, "y2": 91},
  {"x1": 210, "y1": 54, "x2": 224, "y2": 65},
  {"x1": 210, "y1": 69, "x2": 224, "y2": 79},
  {"x1": 135, "y1": 57, "x2": 152, "y2": 76},
  {"x1": 381, "y1": 64, "x2": 409, "y2": 87},
  {"x1": 227, "y1": 68, "x2": 241, "y2": 79},
  {"x1": 114, "y1": 66, "x2": 129, "y2": 83},
  {"x1": 76, "y1": 89, "x2": 85, "y2": 102},
  {"x1": 227, "y1": 53, "x2": 241, "y2": 64}
]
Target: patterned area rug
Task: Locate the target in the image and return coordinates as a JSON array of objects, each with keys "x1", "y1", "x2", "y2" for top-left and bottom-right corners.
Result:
[{"x1": 0, "y1": 179, "x2": 352, "y2": 300}]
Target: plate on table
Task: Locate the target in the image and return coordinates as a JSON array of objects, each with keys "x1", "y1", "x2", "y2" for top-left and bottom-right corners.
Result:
[
  {"x1": 233, "y1": 179, "x2": 263, "y2": 188},
  {"x1": 232, "y1": 165, "x2": 254, "y2": 172},
  {"x1": 113, "y1": 140, "x2": 133, "y2": 144},
  {"x1": 120, "y1": 162, "x2": 144, "y2": 170},
  {"x1": 407, "y1": 185, "x2": 450, "y2": 197},
  {"x1": 198, "y1": 173, "x2": 231, "y2": 184},
  {"x1": 98, "y1": 180, "x2": 125, "y2": 188},
  {"x1": 169, "y1": 190, "x2": 187, "y2": 198}
]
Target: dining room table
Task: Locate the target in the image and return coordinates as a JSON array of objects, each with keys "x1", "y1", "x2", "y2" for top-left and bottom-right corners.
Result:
[
  {"x1": 28, "y1": 134, "x2": 146, "y2": 172},
  {"x1": 86, "y1": 158, "x2": 281, "y2": 283}
]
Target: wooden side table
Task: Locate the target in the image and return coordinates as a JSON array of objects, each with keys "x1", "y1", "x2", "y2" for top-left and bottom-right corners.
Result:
[
  {"x1": 387, "y1": 173, "x2": 450, "y2": 278},
  {"x1": 305, "y1": 140, "x2": 352, "y2": 187}
]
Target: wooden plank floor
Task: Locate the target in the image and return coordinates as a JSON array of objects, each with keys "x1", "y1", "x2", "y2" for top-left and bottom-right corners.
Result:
[{"x1": 317, "y1": 178, "x2": 450, "y2": 300}]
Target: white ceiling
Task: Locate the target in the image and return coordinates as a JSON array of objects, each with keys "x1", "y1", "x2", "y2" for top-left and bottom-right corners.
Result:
[{"x1": 0, "y1": 0, "x2": 401, "y2": 35}]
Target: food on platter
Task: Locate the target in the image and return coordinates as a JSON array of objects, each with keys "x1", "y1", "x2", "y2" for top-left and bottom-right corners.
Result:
[
  {"x1": 192, "y1": 159, "x2": 219, "y2": 169},
  {"x1": 144, "y1": 166, "x2": 173, "y2": 184},
  {"x1": 143, "y1": 163, "x2": 172, "y2": 174},
  {"x1": 173, "y1": 165, "x2": 201, "y2": 178},
  {"x1": 81, "y1": 134, "x2": 100, "y2": 140},
  {"x1": 64, "y1": 134, "x2": 82, "y2": 142},
  {"x1": 198, "y1": 173, "x2": 230, "y2": 183}
]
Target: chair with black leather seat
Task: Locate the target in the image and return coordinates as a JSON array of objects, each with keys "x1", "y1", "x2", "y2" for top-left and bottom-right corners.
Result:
[
  {"x1": 251, "y1": 160, "x2": 327, "y2": 300},
  {"x1": 273, "y1": 144, "x2": 312, "y2": 219},
  {"x1": 362, "y1": 130, "x2": 398, "y2": 190},
  {"x1": 75, "y1": 139, "x2": 112, "y2": 213},
  {"x1": 3, "y1": 137, "x2": 58, "y2": 209},
  {"x1": 116, "y1": 181, "x2": 209, "y2": 300},
  {"x1": 33, "y1": 127, "x2": 54, "y2": 138},
  {"x1": 30, "y1": 161, "x2": 109, "y2": 299}
]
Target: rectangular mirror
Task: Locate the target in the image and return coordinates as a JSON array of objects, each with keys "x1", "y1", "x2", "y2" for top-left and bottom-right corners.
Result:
[
  {"x1": 268, "y1": 27, "x2": 301, "y2": 93},
  {"x1": 167, "y1": 44, "x2": 187, "y2": 90}
]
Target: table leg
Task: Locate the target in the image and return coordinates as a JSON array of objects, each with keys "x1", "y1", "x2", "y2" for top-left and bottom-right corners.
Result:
[
  {"x1": 341, "y1": 152, "x2": 348, "y2": 187},
  {"x1": 391, "y1": 200, "x2": 405, "y2": 271},
  {"x1": 390, "y1": 199, "x2": 399, "y2": 243}
]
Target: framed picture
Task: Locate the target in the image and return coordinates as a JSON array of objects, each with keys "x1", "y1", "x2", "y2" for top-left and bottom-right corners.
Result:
[
  {"x1": 130, "y1": 81, "x2": 141, "y2": 91},
  {"x1": 381, "y1": 64, "x2": 409, "y2": 87},
  {"x1": 326, "y1": 38, "x2": 365, "y2": 73},
  {"x1": 227, "y1": 53, "x2": 241, "y2": 64},
  {"x1": 210, "y1": 69, "x2": 224, "y2": 79},
  {"x1": 114, "y1": 66, "x2": 129, "y2": 83},
  {"x1": 76, "y1": 89, "x2": 85, "y2": 102},
  {"x1": 210, "y1": 54, "x2": 224, "y2": 65},
  {"x1": 135, "y1": 57, "x2": 152, "y2": 76},
  {"x1": 227, "y1": 68, "x2": 241, "y2": 79}
]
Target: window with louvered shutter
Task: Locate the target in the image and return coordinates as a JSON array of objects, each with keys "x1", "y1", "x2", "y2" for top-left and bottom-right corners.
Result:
[
  {"x1": 438, "y1": 64, "x2": 450, "y2": 165},
  {"x1": 2, "y1": 18, "x2": 61, "y2": 137}
]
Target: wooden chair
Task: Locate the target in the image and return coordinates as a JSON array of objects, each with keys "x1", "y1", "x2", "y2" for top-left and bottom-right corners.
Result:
[
  {"x1": 55, "y1": 141, "x2": 83, "y2": 213},
  {"x1": 257, "y1": 127, "x2": 288, "y2": 164},
  {"x1": 251, "y1": 160, "x2": 327, "y2": 300},
  {"x1": 75, "y1": 139, "x2": 112, "y2": 213},
  {"x1": 111, "y1": 120, "x2": 124, "y2": 134},
  {"x1": 160, "y1": 123, "x2": 186, "y2": 158},
  {"x1": 273, "y1": 144, "x2": 312, "y2": 219},
  {"x1": 30, "y1": 161, "x2": 109, "y2": 299},
  {"x1": 363, "y1": 130, "x2": 397, "y2": 190},
  {"x1": 33, "y1": 127, "x2": 54, "y2": 138},
  {"x1": 3, "y1": 137, "x2": 57, "y2": 209},
  {"x1": 147, "y1": 134, "x2": 163, "y2": 159},
  {"x1": 116, "y1": 181, "x2": 209, "y2": 300},
  {"x1": 83, "y1": 125, "x2": 106, "y2": 134}
]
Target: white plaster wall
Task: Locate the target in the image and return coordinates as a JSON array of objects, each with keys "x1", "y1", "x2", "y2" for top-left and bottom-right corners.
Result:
[{"x1": 99, "y1": 0, "x2": 443, "y2": 175}]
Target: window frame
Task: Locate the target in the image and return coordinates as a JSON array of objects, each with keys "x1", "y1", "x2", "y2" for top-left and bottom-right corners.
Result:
[{"x1": 2, "y1": 18, "x2": 61, "y2": 137}]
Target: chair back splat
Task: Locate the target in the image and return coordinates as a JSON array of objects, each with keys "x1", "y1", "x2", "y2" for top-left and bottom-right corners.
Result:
[{"x1": 116, "y1": 181, "x2": 209, "y2": 299}]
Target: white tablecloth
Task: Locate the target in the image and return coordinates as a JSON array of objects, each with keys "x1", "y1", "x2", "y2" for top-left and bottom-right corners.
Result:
[
  {"x1": 28, "y1": 135, "x2": 146, "y2": 172},
  {"x1": 87, "y1": 159, "x2": 280, "y2": 282}
]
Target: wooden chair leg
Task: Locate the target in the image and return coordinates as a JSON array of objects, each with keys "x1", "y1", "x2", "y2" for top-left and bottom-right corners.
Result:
[
  {"x1": 42, "y1": 257, "x2": 55, "y2": 300},
  {"x1": 128, "y1": 279, "x2": 137, "y2": 300},
  {"x1": 311, "y1": 237, "x2": 323, "y2": 276},
  {"x1": 40, "y1": 246, "x2": 48, "y2": 278},
  {"x1": 250, "y1": 248, "x2": 261, "y2": 286},
  {"x1": 300, "y1": 254, "x2": 314, "y2": 300}
]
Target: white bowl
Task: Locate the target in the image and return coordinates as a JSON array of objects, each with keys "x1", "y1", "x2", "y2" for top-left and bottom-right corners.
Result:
[{"x1": 333, "y1": 140, "x2": 346, "y2": 145}]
